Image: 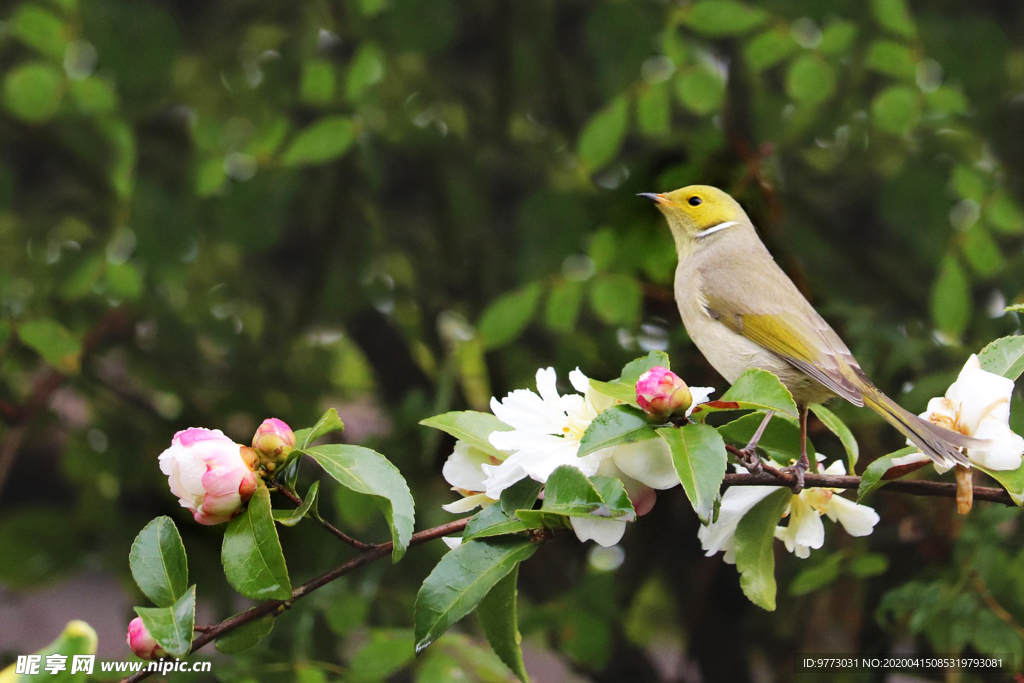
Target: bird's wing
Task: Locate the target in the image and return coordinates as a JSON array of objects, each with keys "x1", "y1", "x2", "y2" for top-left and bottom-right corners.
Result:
[{"x1": 698, "y1": 247, "x2": 866, "y2": 406}]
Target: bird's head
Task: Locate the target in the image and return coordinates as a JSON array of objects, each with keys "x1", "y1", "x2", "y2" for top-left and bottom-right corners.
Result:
[{"x1": 639, "y1": 185, "x2": 751, "y2": 255}]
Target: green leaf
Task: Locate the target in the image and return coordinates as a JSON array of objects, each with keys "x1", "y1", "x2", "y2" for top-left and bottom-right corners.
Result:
[
  {"x1": 588, "y1": 379, "x2": 638, "y2": 406},
  {"x1": 930, "y1": 255, "x2": 971, "y2": 336},
  {"x1": 463, "y1": 504, "x2": 528, "y2": 541},
  {"x1": 693, "y1": 368, "x2": 798, "y2": 420},
  {"x1": 976, "y1": 464, "x2": 1024, "y2": 506},
  {"x1": 985, "y1": 191, "x2": 1024, "y2": 234},
  {"x1": 478, "y1": 566, "x2": 530, "y2": 682},
  {"x1": 589, "y1": 273, "x2": 643, "y2": 325},
  {"x1": 849, "y1": 552, "x2": 889, "y2": 578},
  {"x1": 636, "y1": 83, "x2": 671, "y2": 137},
  {"x1": 871, "y1": 85, "x2": 921, "y2": 135},
  {"x1": 2, "y1": 61, "x2": 64, "y2": 123},
  {"x1": 304, "y1": 444, "x2": 415, "y2": 562},
  {"x1": 962, "y1": 224, "x2": 1006, "y2": 277},
  {"x1": 620, "y1": 351, "x2": 670, "y2": 382},
  {"x1": 517, "y1": 467, "x2": 634, "y2": 527},
  {"x1": 953, "y1": 165, "x2": 987, "y2": 202},
  {"x1": 578, "y1": 405, "x2": 658, "y2": 458},
  {"x1": 785, "y1": 55, "x2": 836, "y2": 106},
  {"x1": 683, "y1": 0, "x2": 767, "y2": 36},
  {"x1": 818, "y1": 21, "x2": 858, "y2": 55},
  {"x1": 300, "y1": 59, "x2": 335, "y2": 106},
  {"x1": 414, "y1": 537, "x2": 538, "y2": 654},
  {"x1": 281, "y1": 116, "x2": 355, "y2": 166},
  {"x1": 70, "y1": 76, "x2": 118, "y2": 114},
  {"x1": 810, "y1": 404, "x2": 859, "y2": 471},
  {"x1": 129, "y1": 516, "x2": 188, "y2": 608},
  {"x1": 349, "y1": 629, "x2": 416, "y2": 682},
  {"x1": 215, "y1": 615, "x2": 275, "y2": 653},
  {"x1": 675, "y1": 66, "x2": 725, "y2": 116},
  {"x1": 420, "y1": 411, "x2": 512, "y2": 461},
  {"x1": 577, "y1": 96, "x2": 628, "y2": 170},
  {"x1": 871, "y1": 0, "x2": 915, "y2": 37},
  {"x1": 9, "y1": 5, "x2": 67, "y2": 60},
  {"x1": 865, "y1": 40, "x2": 916, "y2": 80},
  {"x1": 478, "y1": 283, "x2": 543, "y2": 349},
  {"x1": 17, "y1": 318, "x2": 82, "y2": 374},
  {"x1": 272, "y1": 481, "x2": 320, "y2": 527},
  {"x1": 658, "y1": 424, "x2": 726, "y2": 524},
  {"x1": 856, "y1": 446, "x2": 919, "y2": 501},
  {"x1": 744, "y1": 28, "x2": 798, "y2": 73},
  {"x1": 717, "y1": 412, "x2": 808, "y2": 466},
  {"x1": 222, "y1": 484, "x2": 292, "y2": 600},
  {"x1": 978, "y1": 336, "x2": 1024, "y2": 381},
  {"x1": 789, "y1": 553, "x2": 843, "y2": 596},
  {"x1": 500, "y1": 478, "x2": 543, "y2": 516},
  {"x1": 544, "y1": 279, "x2": 584, "y2": 333},
  {"x1": 134, "y1": 586, "x2": 196, "y2": 657},
  {"x1": 734, "y1": 489, "x2": 790, "y2": 611},
  {"x1": 293, "y1": 408, "x2": 345, "y2": 449},
  {"x1": 346, "y1": 43, "x2": 385, "y2": 100}
]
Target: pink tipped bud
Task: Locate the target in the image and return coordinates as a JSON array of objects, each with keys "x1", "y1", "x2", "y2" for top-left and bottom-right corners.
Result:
[
  {"x1": 252, "y1": 418, "x2": 296, "y2": 466},
  {"x1": 127, "y1": 617, "x2": 165, "y2": 660},
  {"x1": 636, "y1": 366, "x2": 692, "y2": 418}
]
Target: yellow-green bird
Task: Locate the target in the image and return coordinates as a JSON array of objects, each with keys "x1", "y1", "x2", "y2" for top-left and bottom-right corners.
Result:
[{"x1": 641, "y1": 185, "x2": 973, "y2": 487}]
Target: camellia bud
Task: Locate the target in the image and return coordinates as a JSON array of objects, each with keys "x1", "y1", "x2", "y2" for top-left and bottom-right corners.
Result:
[
  {"x1": 252, "y1": 418, "x2": 296, "y2": 467},
  {"x1": 158, "y1": 428, "x2": 259, "y2": 525},
  {"x1": 636, "y1": 366, "x2": 692, "y2": 418},
  {"x1": 126, "y1": 617, "x2": 165, "y2": 660}
]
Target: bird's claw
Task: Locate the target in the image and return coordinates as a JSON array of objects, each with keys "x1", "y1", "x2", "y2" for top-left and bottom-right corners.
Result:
[
  {"x1": 737, "y1": 447, "x2": 763, "y2": 475},
  {"x1": 783, "y1": 460, "x2": 807, "y2": 494}
]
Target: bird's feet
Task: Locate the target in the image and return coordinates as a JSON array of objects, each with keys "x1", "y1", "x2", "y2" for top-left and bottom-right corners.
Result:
[
  {"x1": 782, "y1": 458, "x2": 808, "y2": 494},
  {"x1": 736, "y1": 447, "x2": 763, "y2": 475}
]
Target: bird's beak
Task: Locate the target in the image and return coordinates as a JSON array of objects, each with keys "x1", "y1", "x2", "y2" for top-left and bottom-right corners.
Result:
[{"x1": 637, "y1": 192, "x2": 670, "y2": 206}]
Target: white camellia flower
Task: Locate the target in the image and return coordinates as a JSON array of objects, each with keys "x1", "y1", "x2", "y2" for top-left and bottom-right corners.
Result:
[
  {"x1": 440, "y1": 367, "x2": 714, "y2": 547},
  {"x1": 892, "y1": 354, "x2": 1024, "y2": 473},
  {"x1": 699, "y1": 458, "x2": 879, "y2": 562}
]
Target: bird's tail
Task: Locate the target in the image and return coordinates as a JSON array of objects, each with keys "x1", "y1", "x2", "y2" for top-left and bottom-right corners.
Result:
[{"x1": 861, "y1": 383, "x2": 974, "y2": 468}]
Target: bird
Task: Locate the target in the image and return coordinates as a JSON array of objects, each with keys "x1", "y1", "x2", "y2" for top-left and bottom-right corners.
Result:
[{"x1": 640, "y1": 185, "x2": 974, "y2": 489}]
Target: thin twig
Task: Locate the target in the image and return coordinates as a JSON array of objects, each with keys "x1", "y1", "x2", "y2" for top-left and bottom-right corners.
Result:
[
  {"x1": 120, "y1": 518, "x2": 471, "y2": 683},
  {"x1": 272, "y1": 483, "x2": 375, "y2": 551}
]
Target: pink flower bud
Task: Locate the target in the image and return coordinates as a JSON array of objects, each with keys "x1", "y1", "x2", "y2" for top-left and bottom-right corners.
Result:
[
  {"x1": 126, "y1": 617, "x2": 165, "y2": 660},
  {"x1": 636, "y1": 366, "x2": 692, "y2": 418},
  {"x1": 158, "y1": 428, "x2": 259, "y2": 525},
  {"x1": 252, "y1": 418, "x2": 296, "y2": 466}
]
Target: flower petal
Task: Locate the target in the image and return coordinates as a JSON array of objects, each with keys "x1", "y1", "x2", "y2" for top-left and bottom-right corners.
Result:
[
  {"x1": 610, "y1": 439, "x2": 679, "y2": 490},
  {"x1": 570, "y1": 516, "x2": 626, "y2": 547},
  {"x1": 824, "y1": 496, "x2": 879, "y2": 537},
  {"x1": 442, "y1": 442, "x2": 492, "y2": 491},
  {"x1": 441, "y1": 492, "x2": 494, "y2": 513},
  {"x1": 697, "y1": 485, "x2": 777, "y2": 563}
]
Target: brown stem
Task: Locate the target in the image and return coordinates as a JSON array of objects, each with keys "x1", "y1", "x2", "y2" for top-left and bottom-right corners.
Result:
[
  {"x1": 119, "y1": 518, "x2": 471, "y2": 683},
  {"x1": 272, "y1": 483, "x2": 375, "y2": 551}
]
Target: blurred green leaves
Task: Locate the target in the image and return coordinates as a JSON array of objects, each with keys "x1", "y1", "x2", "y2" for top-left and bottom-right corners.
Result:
[
  {"x1": 3, "y1": 62, "x2": 64, "y2": 122},
  {"x1": 578, "y1": 96, "x2": 629, "y2": 170},
  {"x1": 282, "y1": 117, "x2": 355, "y2": 166}
]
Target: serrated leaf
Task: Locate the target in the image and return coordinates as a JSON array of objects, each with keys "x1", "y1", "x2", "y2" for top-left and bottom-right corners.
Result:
[
  {"x1": 478, "y1": 566, "x2": 529, "y2": 682},
  {"x1": 293, "y1": 408, "x2": 345, "y2": 449},
  {"x1": 658, "y1": 424, "x2": 726, "y2": 524},
  {"x1": 500, "y1": 478, "x2": 543, "y2": 516},
  {"x1": 930, "y1": 255, "x2": 971, "y2": 336},
  {"x1": 17, "y1": 318, "x2": 82, "y2": 374},
  {"x1": 620, "y1": 351, "x2": 671, "y2": 382},
  {"x1": 578, "y1": 405, "x2": 658, "y2": 458},
  {"x1": 463, "y1": 504, "x2": 528, "y2": 541},
  {"x1": 523, "y1": 467, "x2": 634, "y2": 523},
  {"x1": 734, "y1": 488, "x2": 790, "y2": 611},
  {"x1": 716, "y1": 412, "x2": 808, "y2": 466},
  {"x1": 420, "y1": 411, "x2": 513, "y2": 461},
  {"x1": 683, "y1": 0, "x2": 767, "y2": 36},
  {"x1": 129, "y1": 516, "x2": 188, "y2": 608},
  {"x1": 978, "y1": 336, "x2": 1024, "y2": 381},
  {"x1": 272, "y1": 481, "x2": 320, "y2": 527},
  {"x1": 281, "y1": 116, "x2": 355, "y2": 166},
  {"x1": 414, "y1": 537, "x2": 538, "y2": 654},
  {"x1": 577, "y1": 96, "x2": 628, "y2": 170},
  {"x1": 134, "y1": 586, "x2": 196, "y2": 657},
  {"x1": 856, "y1": 446, "x2": 920, "y2": 501},
  {"x1": 810, "y1": 404, "x2": 859, "y2": 471},
  {"x1": 304, "y1": 444, "x2": 415, "y2": 562},
  {"x1": 222, "y1": 484, "x2": 292, "y2": 600},
  {"x1": 215, "y1": 615, "x2": 275, "y2": 654},
  {"x1": 478, "y1": 283, "x2": 543, "y2": 349},
  {"x1": 693, "y1": 368, "x2": 798, "y2": 420}
]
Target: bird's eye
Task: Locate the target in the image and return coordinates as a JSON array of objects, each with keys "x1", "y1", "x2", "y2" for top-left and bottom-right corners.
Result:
[{"x1": 688, "y1": 196, "x2": 702, "y2": 206}]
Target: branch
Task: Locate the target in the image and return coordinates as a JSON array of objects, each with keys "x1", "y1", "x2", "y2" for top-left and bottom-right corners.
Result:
[
  {"x1": 722, "y1": 472, "x2": 1016, "y2": 506},
  {"x1": 119, "y1": 518, "x2": 470, "y2": 683},
  {"x1": 273, "y1": 484, "x2": 375, "y2": 551}
]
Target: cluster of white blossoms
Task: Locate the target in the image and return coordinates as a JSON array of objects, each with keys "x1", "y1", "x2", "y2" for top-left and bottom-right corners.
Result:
[
  {"x1": 441, "y1": 367, "x2": 713, "y2": 547},
  {"x1": 699, "y1": 458, "x2": 880, "y2": 562},
  {"x1": 893, "y1": 354, "x2": 1024, "y2": 473}
]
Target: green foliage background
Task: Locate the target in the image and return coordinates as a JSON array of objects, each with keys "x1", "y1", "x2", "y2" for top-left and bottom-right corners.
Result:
[{"x1": 2, "y1": 0, "x2": 1024, "y2": 680}]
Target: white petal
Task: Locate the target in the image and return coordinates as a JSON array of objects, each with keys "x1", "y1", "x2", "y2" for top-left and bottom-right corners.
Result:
[
  {"x1": 946, "y1": 355, "x2": 1015, "y2": 434},
  {"x1": 490, "y1": 390, "x2": 565, "y2": 434},
  {"x1": 535, "y1": 367, "x2": 562, "y2": 407},
  {"x1": 824, "y1": 496, "x2": 879, "y2": 537},
  {"x1": 610, "y1": 439, "x2": 679, "y2": 490},
  {"x1": 570, "y1": 516, "x2": 626, "y2": 547},
  {"x1": 890, "y1": 452, "x2": 931, "y2": 468},
  {"x1": 480, "y1": 454, "x2": 531, "y2": 499},
  {"x1": 697, "y1": 485, "x2": 777, "y2": 561},
  {"x1": 489, "y1": 430, "x2": 567, "y2": 456},
  {"x1": 568, "y1": 368, "x2": 591, "y2": 395},
  {"x1": 441, "y1": 493, "x2": 493, "y2": 513},
  {"x1": 775, "y1": 494, "x2": 824, "y2": 556},
  {"x1": 442, "y1": 442, "x2": 491, "y2": 491},
  {"x1": 968, "y1": 418, "x2": 1024, "y2": 470},
  {"x1": 820, "y1": 459, "x2": 847, "y2": 476},
  {"x1": 685, "y1": 387, "x2": 716, "y2": 416},
  {"x1": 441, "y1": 536, "x2": 463, "y2": 550}
]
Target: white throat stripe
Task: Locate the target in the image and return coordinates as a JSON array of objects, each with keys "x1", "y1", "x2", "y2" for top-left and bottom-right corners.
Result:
[{"x1": 695, "y1": 221, "x2": 738, "y2": 238}]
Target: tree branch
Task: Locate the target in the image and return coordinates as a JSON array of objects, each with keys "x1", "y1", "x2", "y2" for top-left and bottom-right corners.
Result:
[
  {"x1": 119, "y1": 518, "x2": 471, "y2": 683},
  {"x1": 272, "y1": 484, "x2": 375, "y2": 551}
]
